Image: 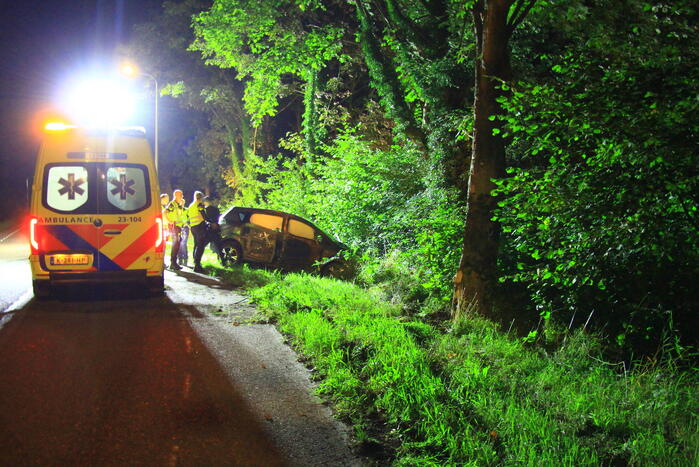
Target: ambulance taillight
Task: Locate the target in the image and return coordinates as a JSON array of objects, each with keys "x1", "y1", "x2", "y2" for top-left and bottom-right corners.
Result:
[
  {"x1": 29, "y1": 217, "x2": 40, "y2": 254},
  {"x1": 155, "y1": 217, "x2": 164, "y2": 253}
]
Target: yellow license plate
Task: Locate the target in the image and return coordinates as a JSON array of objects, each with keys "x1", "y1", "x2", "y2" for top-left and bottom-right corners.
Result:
[{"x1": 49, "y1": 254, "x2": 90, "y2": 266}]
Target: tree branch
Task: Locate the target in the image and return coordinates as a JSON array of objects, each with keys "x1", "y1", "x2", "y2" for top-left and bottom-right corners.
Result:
[
  {"x1": 417, "y1": 0, "x2": 447, "y2": 22},
  {"x1": 507, "y1": 0, "x2": 526, "y2": 26},
  {"x1": 386, "y1": 0, "x2": 449, "y2": 58},
  {"x1": 354, "y1": 0, "x2": 425, "y2": 141},
  {"x1": 507, "y1": 0, "x2": 536, "y2": 33},
  {"x1": 472, "y1": 0, "x2": 484, "y2": 56}
]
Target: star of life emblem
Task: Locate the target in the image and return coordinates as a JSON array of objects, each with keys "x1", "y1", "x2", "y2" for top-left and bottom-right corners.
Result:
[
  {"x1": 105, "y1": 167, "x2": 147, "y2": 211},
  {"x1": 46, "y1": 166, "x2": 89, "y2": 211},
  {"x1": 109, "y1": 174, "x2": 136, "y2": 200},
  {"x1": 57, "y1": 173, "x2": 85, "y2": 200}
]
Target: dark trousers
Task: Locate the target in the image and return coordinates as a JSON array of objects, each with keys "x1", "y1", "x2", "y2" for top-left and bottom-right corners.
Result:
[
  {"x1": 177, "y1": 225, "x2": 189, "y2": 264},
  {"x1": 191, "y1": 222, "x2": 208, "y2": 267},
  {"x1": 207, "y1": 229, "x2": 224, "y2": 262},
  {"x1": 170, "y1": 226, "x2": 182, "y2": 266}
]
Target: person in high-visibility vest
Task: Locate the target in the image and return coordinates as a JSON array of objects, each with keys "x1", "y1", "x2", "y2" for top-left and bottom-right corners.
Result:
[
  {"x1": 174, "y1": 189, "x2": 189, "y2": 266},
  {"x1": 164, "y1": 189, "x2": 187, "y2": 271},
  {"x1": 188, "y1": 191, "x2": 207, "y2": 273}
]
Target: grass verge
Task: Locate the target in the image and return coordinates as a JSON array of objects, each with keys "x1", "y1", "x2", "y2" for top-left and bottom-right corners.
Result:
[{"x1": 203, "y1": 260, "x2": 698, "y2": 466}]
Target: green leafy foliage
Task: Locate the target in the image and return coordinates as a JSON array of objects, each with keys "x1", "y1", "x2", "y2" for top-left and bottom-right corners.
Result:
[
  {"x1": 144, "y1": 1, "x2": 699, "y2": 460},
  {"x1": 227, "y1": 130, "x2": 465, "y2": 303},
  {"x1": 191, "y1": 0, "x2": 345, "y2": 126},
  {"x1": 126, "y1": 0, "x2": 253, "y2": 199},
  {"x1": 493, "y1": 0, "x2": 699, "y2": 354},
  {"x1": 353, "y1": 0, "x2": 475, "y2": 190},
  {"x1": 138, "y1": 0, "x2": 698, "y2": 359}
]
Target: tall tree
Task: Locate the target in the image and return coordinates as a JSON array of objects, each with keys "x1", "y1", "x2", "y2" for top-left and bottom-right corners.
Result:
[
  {"x1": 452, "y1": 0, "x2": 535, "y2": 318},
  {"x1": 353, "y1": 0, "x2": 535, "y2": 317},
  {"x1": 190, "y1": 0, "x2": 538, "y2": 318}
]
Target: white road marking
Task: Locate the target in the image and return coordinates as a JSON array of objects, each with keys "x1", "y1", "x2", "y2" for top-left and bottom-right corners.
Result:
[
  {"x1": 0, "y1": 228, "x2": 20, "y2": 244},
  {"x1": 0, "y1": 291, "x2": 32, "y2": 332},
  {"x1": 2, "y1": 290, "x2": 32, "y2": 314}
]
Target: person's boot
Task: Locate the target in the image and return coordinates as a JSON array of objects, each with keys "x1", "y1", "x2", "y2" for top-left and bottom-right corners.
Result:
[
  {"x1": 169, "y1": 262, "x2": 181, "y2": 271},
  {"x1": 193, "y1": 264, "x2": 204, "y2": 273}
]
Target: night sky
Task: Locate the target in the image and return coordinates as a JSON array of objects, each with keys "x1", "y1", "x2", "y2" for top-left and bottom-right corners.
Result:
[{"x1": 0, "y1": 0, "x2": 161, "y2": 217}]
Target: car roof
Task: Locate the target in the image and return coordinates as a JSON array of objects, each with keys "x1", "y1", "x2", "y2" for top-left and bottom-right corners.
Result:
[
  {"x1": 225, "y1": 206, "x2": 288, "y2": 218},
  {"x1": 225, "y1": 206, "x2": 319, "y2": 226},
  {"x1": 222, "y1": 206, "x2": 344, "y2": 247}
]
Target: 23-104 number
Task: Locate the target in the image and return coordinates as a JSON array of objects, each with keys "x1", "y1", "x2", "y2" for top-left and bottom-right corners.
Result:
[{"x1": 117, "y1": 216, "x2": 142, "y2": 223}]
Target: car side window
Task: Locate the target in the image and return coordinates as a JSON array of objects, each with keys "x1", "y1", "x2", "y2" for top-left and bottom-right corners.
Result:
[
  {"x1": 249, "y1": 213, "x2": 283, "y2": 231},
  {"x1": 288, "y1": 219, "x2": 315, "y2": 240},
  {"x1": 45, "y1": 165, "x2": 89, "y2": 212}
]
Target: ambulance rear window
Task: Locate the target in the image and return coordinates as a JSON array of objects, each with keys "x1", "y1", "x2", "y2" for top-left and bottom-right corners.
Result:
[
  {"x1": 45, "y1": 165, "x2": 89, "y2": 212},
  {"x1": 105, "y1": 166, "x2": 148, "y2": 212},
  {"x1": 42, "y1": 163, "x2": 151, "y2": 214}
]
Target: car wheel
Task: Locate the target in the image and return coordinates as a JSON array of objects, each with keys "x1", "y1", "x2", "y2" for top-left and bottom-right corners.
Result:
[{"x1": 221, "y1": 240, "x2": 243, "y2": 267}]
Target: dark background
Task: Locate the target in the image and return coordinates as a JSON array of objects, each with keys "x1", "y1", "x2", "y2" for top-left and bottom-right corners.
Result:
[{"x1": 0, "y1": 0, "x2": 161, "y2": 219}]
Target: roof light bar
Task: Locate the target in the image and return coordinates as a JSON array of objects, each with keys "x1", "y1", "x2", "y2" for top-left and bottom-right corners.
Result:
[{"x1": 44, "y1": 122, "x2": 76, "y2": 131}]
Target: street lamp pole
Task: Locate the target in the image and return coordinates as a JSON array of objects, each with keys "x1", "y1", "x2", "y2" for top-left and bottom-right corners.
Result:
[
  {"x1": 121, "y1": 63, "x2": 159, "y2": 171},
  {"x1": 140, "y1": 72, "x2": 159, "y2": 171}
]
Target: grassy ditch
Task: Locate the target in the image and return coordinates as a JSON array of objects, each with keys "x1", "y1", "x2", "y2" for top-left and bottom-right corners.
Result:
[{"x1": 202, "y1": 260, "x2": 698, "y2": 466}]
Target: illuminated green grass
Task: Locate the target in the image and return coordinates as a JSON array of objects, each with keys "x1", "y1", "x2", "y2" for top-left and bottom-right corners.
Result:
[{"x1": 204, "y1": 264, "x2": 698, "y2": 466}]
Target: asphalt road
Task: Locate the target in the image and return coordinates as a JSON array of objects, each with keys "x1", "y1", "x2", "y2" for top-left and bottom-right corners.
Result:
[
  {"x1": 0, "y1": 225, "x2": 32, "y2": 314},
  {"x1": 0, "y1": 227, "x2": 359, "y2": 466}
]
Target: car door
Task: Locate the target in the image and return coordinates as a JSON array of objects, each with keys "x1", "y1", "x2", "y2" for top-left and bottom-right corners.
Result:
[
  {"x1": 284, "y1": 218, "x2": 318, "y2": 270},
  {"x1": 244, "y1": 212, "x2": 283, "y2": 263}
]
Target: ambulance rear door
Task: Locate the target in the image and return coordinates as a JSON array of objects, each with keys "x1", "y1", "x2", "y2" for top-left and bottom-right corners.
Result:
[
  {"x1": 96, "y1": 162, "x2": 158, "y2": 272},
  {"x1": 39, "y1": 162, "x2": 101, "y2": 272}
]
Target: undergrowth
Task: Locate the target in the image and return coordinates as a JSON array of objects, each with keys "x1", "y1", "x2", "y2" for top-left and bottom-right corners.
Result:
[{"x1": 203, "y1": 261, "x2": 698, "y2": 466}]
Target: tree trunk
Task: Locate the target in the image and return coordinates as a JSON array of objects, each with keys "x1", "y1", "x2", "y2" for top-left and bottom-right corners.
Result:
[{"x1": 452, "y1": 0, "x2": 512, "y2": 319}]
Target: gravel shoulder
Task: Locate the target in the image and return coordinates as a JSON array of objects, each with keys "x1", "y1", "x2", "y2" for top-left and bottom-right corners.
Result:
[{"x1": 165, "y1": 270, "x2": 362, "y2": 467}]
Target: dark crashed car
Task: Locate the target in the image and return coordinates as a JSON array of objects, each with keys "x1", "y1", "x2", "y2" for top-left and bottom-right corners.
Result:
[{"x1": 218, "y1": 207, "x2": 351, "y2": 277}]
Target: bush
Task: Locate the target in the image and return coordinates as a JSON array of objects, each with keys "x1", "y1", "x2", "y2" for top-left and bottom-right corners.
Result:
[
  {"x1": 232, "y1": 130, "x2": 465, "y2": 305},
  {"x1": 493, "y1": 4, "x2": 699, "y2": 356}
]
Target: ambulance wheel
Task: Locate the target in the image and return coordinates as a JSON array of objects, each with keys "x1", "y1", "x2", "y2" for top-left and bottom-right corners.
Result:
[
  {"x1": 221, "y1": 240, "x2": 243, "y2": 267},
  {"x1": 32, "y1": 280, "x2": 51, "y2": 300},
  {"x1": 147, "y1": 274, "x2": 165, "y2": 296}
]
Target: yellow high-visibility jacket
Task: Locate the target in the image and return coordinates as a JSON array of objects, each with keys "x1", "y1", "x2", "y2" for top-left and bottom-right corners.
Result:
[
  {"x1": 188, "y1": 201, "x2": 205, "y2": 227},
  {"x1": 165, "y1": 200, "x2": 186, "y2": 227}
]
